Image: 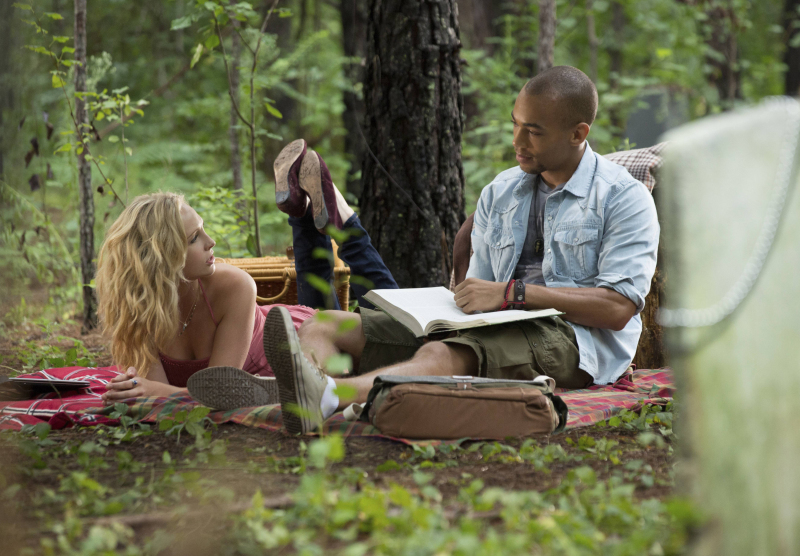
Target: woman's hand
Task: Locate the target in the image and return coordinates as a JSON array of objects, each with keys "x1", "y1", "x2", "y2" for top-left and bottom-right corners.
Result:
[{"x1": 102, "y1": 367, "x2": 178, "y2": 404}]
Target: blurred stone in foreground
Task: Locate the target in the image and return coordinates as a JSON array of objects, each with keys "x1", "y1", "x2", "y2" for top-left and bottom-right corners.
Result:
[{"x1": 660, "y1": 98, "x2": 800, "y2": 556}]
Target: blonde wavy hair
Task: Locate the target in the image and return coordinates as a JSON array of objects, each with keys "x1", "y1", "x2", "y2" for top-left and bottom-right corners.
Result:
[{"x1": 96, "y1": 192, "x2": 188, "y2": 376}]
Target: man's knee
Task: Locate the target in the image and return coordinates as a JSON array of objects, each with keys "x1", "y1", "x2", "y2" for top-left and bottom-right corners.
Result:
[{"x1": 413, "y1": 341, "x2": 479, "y2": 373}]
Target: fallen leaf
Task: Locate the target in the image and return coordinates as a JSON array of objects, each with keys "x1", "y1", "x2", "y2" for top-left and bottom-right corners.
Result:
[{"x1": 29, "y1": 174, "x2": 41, "y2": 192}]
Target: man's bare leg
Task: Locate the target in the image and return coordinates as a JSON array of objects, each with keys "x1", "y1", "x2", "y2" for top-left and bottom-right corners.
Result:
[
  {"x1": 297, "y1": 310, "x2": 366, "y2": 372},
  {"x1": 332, "y1": 341, "x2": 479, "y2": 409}
]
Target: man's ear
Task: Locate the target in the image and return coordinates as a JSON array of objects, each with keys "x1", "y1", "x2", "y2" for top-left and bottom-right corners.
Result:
[{"x1": 571, "y1": 123, "x2": 590, "y2": 145}]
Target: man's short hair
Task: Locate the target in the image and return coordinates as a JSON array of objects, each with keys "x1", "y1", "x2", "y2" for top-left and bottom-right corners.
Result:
[{"x1": 523, "y1": 66, "x2": 598, "y2": 127}]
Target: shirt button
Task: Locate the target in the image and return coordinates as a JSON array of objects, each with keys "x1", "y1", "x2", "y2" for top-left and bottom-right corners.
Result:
[
  {"x1": 547, "y1": 249, "x2": 551, "y2": 253},
  {"x1": 548, "y1": 216, "x2": 552, "y2": 221}
]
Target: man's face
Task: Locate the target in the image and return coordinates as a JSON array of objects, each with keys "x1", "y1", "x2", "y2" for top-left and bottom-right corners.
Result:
[{"x1": 511, "y1": 92, "x2": 576, "y2": 176}]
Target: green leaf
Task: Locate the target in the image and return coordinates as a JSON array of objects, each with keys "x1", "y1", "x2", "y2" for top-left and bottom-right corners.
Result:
[
  {"x1": 190, "y1": 43, "x2": 203, "y2": 69},
  {"x1": 376, "y1": 459, "x2": 401, "y2": 472},
  {"x1": 61, "y1": 46, "x2": 75, "y2": 54},
  {"x1": 51, "y1": 74, "x2": 66, "y2": 88},
  {"x1": 246, "y1": 233, "x2": 257, "y2": 256},
  {"x1": 54, "y1": 143, "x2": 72, "y2": 154},
  {"x1": 107, "y1": 135, "x2": 119, "y2": 143},
  {"x1": 44, "y1": 12, "x2": 64, "y2": 20},
  {"x1": 25, "y1": 45, "x2": 51, "y2": 56},
  {"x1": 12, "y1": 4, "x2": 33, "y2": 12},
  {"x1": 204, "y1": 34, "x2": 220, "y2": 50},
  {"x1": 264, "y1": 102, "x2": 283, "y2": 119},
  {"x1": 52, "y1": 36, "x2": 70, "y2": 43},
  {"x1": 170, "y1": 15, "x2": 194, "y2": 30},
  {"x1": 325, "y1": 353, "x2": 353, "y2": 375}
]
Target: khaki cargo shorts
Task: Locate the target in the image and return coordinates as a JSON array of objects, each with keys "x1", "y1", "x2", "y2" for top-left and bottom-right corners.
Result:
[{"x1": 358, "y1": 308, "x2": 593, "y2": 389}]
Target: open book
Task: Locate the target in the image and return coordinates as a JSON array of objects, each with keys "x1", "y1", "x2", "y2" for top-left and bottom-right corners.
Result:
[{"x1": 363, "y1": 287, "x2": 562, "y2": 338}]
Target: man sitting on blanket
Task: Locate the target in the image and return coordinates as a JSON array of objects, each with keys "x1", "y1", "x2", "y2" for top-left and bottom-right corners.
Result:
[{"x1": 224, "y1": 65, "x2": 660, "y2": 435}]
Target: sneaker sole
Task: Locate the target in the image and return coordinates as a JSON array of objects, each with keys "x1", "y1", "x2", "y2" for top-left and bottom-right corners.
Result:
[
  {"x1": 187, "y1": 366, "x2": 279, "y2": 410},
  {"x1": 263, "y1": 307, "x2": 307, "y2": 435},
  {"x1": 273, "y1": 139, "x2": 306, "y2": 207},
  {"x1": 298, "y1": 150, "x2": 330, "y2": 230}
]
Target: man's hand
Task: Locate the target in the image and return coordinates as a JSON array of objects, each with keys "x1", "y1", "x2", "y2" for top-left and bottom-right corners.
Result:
[{"x1": 454, "y1": 278, "x2": 508, "y2": 314}]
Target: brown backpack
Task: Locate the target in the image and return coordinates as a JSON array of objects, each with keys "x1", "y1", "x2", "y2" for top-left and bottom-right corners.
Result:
[{"x1": 359, "y1": 375, "x2": 568, "y2": 440}]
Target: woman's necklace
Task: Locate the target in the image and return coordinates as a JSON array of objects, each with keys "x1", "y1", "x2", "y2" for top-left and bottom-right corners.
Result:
[{"x1": 178, "y1": 283, "x2": 200, "y2": 337}]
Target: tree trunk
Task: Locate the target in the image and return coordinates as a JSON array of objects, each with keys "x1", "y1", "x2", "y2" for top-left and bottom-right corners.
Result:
[
  {"x1": 340, "y1": 0, "x2": 367, "y2": 199},
  {"x1": 537, "y1": 0, "x2": 556, "y2": 73},
  {"x1": 586, "y1": 0, "x2": 598, "y2": 83},
  {"x1": 75, "y1": 0, "x2": 97, "y2": 332},
  {"x1": 462, "y1": 0, "x2": 504, "y2": 53},
  {"x1": 703, "y1": 2, "x2": 740, "y2": 108},
  {"x1": 785, "y1": 0, "x2": 800, "y2": 95},
  {"x1": 359, "y1": 0, "x2": 465, "y2": 288},
  {"x1": 608, "y1": 1, "x2": 625, "y2": 136},
  {"x1": 0, "y1": 0, "x2": 13, "y2": 178},
  {"x1": 228, "y1": 10, "x2": 243, "y2": 203}
]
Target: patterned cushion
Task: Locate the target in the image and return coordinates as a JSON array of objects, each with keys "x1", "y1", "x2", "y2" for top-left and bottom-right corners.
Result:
[{"x1": 603, "y1": 142, "x2": 667, "y2": 193}]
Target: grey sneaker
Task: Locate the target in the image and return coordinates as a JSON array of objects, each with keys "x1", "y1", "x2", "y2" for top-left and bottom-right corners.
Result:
[
  {"x1": 263, "y1": 306, "x2": 328, "y2": 434},
  {"x1": 187, "y1": 366, "x2": 279, "y2": 410}
]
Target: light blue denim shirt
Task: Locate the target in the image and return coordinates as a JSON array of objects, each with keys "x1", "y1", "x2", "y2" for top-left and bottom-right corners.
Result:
[{"x1": 466, "y1": 143, "x2": 659, "y2": 384}]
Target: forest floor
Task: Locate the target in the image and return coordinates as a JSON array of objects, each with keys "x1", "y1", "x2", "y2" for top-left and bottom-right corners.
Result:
[{"x1": 0, "y1": 292, "x2": 696, "y2": 555}]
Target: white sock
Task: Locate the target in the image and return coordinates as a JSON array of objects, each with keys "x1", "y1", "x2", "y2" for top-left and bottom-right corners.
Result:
[
  {"x1": 332, "y1": 181, "x2": 355, "y2": 223},
  {"x1": 320, "y1": 375, "x2": 339, "y2": 419}
]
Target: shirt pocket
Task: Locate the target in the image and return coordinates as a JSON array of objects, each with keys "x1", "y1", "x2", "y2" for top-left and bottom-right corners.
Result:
[
  {"x1": 552, "y1": 225, "x2": 600, "y2": 280},
  {"x1": 484, "y1": 226, "x2": 515, "y2": 276}
]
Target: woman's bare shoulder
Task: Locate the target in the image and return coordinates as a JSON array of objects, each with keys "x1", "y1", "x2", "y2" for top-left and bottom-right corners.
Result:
[{"x1": 203, "y1": 263, "x2": 256, "y2": 299}]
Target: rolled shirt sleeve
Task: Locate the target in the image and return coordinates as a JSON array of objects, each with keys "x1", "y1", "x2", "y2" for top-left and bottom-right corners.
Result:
[{"x1": 593, "y1": 180, "x2": 660, "y2": 314}]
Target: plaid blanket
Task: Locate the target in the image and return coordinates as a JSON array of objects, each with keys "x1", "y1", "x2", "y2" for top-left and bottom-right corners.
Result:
[{"x1": 0, "y1": 367, "x2": 673, "y2": 443}]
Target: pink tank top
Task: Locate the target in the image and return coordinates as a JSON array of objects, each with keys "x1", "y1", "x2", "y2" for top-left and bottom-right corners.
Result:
[{"x1": 159, "y1": 282, "x2": 317, "y2": 387}]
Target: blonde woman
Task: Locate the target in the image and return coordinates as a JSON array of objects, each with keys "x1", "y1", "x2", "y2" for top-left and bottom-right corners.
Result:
[{"x1": 97, "y1": 140, "x2": 398, "y2": 406}]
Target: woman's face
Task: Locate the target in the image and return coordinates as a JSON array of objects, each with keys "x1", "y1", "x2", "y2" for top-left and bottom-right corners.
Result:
[{"x1": 180, "y1": 203, "x2": 216, "y2": 281}]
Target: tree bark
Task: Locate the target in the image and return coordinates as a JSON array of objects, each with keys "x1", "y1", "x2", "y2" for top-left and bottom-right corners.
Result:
[
  {"x1": 75, "y1": 0, "x2": 97, "y2": 332},
  {"x1": 705, "y1": 3, "x2": 740, "y2": 107},
  {"x1": 0, "y1": 0, "x2": 13, "y2": 179},
  {"x1": 228, "y1": 10, "x2": 243, "y2": 202},
  {"x1": 537, "y1": 0, "x2": 556, "y2": 73},
  {"x1": 462, "y1": 0, "x2": 504, "y2": 53},
  {"x1": 359, "y1": 0, "x2": 465, "y2": 288},
  {"x1": 340, "y1": 0, "x2": 368, "y2": 199},
  {"x1": 586, "y1": 0, "x2": 598, "y2": 83},
  {"x1": 608, "y1": 1, "x2": 625, "y2": 136},
  {"x1": 785, "y1": 0, "x2": 800, "y2": 95}
]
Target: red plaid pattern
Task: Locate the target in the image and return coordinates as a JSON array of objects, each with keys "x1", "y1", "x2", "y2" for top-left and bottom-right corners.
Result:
[{"x1": 1, "y1": 367, "x2": 673, "y2": 445}]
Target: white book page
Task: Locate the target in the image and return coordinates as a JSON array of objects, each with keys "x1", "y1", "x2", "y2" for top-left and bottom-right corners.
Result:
[{"x1": 364, "y1": 287, "x2": 562, "y2": 334}]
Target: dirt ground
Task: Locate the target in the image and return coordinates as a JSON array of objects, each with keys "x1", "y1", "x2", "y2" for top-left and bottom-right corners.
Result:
[{"x1": 0, "y1": 295, "x2": 677, "y2": 554}]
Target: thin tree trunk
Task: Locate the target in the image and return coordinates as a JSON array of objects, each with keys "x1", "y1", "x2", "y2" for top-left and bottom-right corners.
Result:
[
  {"x1": 0, "y1": 0, "x2": 13, "y2": 179},
  {"x1": 586, "y1": 0, "x2": 598, "y2": 83},
  {"x1": 609, "y1": 1, "x2": 625, "y2": 136},
  {"x1": 784, "y1": 0, "x2": 800, "y2": 95},
  {"x1": 705, "y1": 3, "x2": 740, "y2": 107},
  {"x1": 75, "y1": 0, "x2": 97, "y2": 332},
  {"x1": 359, "y1": 0, "x2": 465, "y2": 287},
  {"x1": 340, "y1": 0, "x2": 367, "y2": 199},
  {"x1": 464, "y1": 0, "x2": 504, "y2": 53},
  {"x1": 228, "y1": 11, "x2": 243, "y2": 205},
  {"x1": 537, "y1": 0, "x2": 556, "y2": 73}
]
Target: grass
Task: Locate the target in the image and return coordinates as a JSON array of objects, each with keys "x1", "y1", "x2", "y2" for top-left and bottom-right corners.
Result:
[{"x1": 0, "y1": 300, "x2": 697, "y2": 555}]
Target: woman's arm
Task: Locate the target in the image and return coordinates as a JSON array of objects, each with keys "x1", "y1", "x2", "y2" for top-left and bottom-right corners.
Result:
[
  {"x1": 102, "y1": 357, "x2": 184, "y2": 403},
  {"x1": 206, "y1": 266, "x2": 257, "y2": 369}
]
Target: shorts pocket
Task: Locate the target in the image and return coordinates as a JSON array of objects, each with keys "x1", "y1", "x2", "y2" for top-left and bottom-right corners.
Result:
[{"x1": 552, "y1": 225, "x2": 600, "y2": 280}]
